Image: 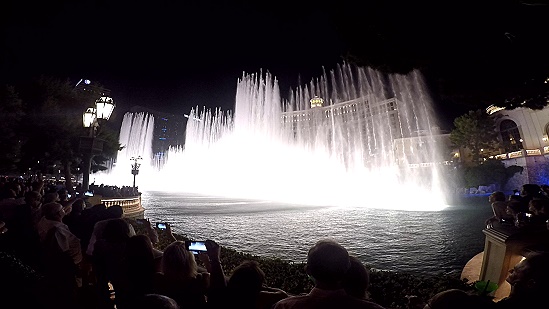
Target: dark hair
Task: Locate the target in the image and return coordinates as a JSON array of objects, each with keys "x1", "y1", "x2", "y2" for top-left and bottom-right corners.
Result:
[
  {"x1": 306, "y1": 239, "x2": 350, "y2": 282},
  {"x1": 490, "y1": 191, "x2": 506, "y2": 202},
  {"x1": 228, "y1": 260, "x2": 266, "y2": 295},
  {"x1": 103, "y1": 218, "x2": 131, "y2": 243},
  {"x1": 522, "y1": 252, "x2": 549, "y2": 290},
  {"x1": 343, "y1": 255, "x2": 370, "y2": 299},
  {"x1": 140, "y1": 294, "x2": 179, "y2": 309},
  {"x1": 106, "y1": 205, "x2": 124, "y2": 219}
]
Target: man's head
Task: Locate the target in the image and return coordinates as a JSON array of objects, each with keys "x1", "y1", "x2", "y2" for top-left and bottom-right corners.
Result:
[
  {"x1": 41, "y1": 202, "x2": 65, "y2": 221},
  {"x1": 24, "y1": 191, "x2": 41, "y2": 208},
  {"x1": 306, "y1": 239, "x2": 350, "y2": 287},
  {"x1": 105, "y1": 205, "x2": 124, "y2": 219},
  {"x1": 43, "y1": 192, "x2": 59, "y2": 204},
  {"x1": 507, "y1": 252, "x2": 549, "y2": 297}
]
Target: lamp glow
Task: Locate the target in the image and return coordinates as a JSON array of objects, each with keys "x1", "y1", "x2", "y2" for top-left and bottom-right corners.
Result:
[
  {"x1": 95, "y1": 96, "x2": 115, "y2": 120},
  {"x1": 83, "y1": 107, "x2": 97, "y2": 128}
]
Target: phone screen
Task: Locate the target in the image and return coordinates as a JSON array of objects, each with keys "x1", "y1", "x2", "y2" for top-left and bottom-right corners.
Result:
[
  {"x1": 157, "y1": 223, "x2": 167, "y2": 230},
  {"x1": 187, "y1": 241, "x2": 207, "y2": 254}
]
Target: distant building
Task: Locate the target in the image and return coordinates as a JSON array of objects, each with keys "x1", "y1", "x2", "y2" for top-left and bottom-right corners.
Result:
[
  {"x1": 487, "y1": 104, "x2": 549, "y2": 188},
  {"x1": 129, "y1": 106, "x2": 187, "y2": 162},
  {"x1": 282, "y1": 96, "x2": 449, "y2": 168}
]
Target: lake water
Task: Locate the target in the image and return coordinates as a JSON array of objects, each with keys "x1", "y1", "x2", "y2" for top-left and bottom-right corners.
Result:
[{"x1": 140, "y1": 191, "x2": 492, "y2": 276}]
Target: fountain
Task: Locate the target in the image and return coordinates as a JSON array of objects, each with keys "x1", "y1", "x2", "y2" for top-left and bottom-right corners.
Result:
[{"x1": 107, "y1": 63, "x2": 449, "y2": 211}]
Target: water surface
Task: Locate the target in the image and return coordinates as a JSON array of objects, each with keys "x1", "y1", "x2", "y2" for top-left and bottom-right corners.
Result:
[{"x1": 141, "y1": 191, "x2": 492, "y2": 275}]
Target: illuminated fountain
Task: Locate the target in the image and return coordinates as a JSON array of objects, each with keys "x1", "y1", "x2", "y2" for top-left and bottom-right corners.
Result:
[{"x1": 130, "y1": 63, "x2": 448, "y2": 210}]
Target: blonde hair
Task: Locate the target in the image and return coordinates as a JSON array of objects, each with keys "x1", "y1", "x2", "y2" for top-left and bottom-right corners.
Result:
[{"x1": 162, "y1": 241, "x2": 198, "y2": 280}]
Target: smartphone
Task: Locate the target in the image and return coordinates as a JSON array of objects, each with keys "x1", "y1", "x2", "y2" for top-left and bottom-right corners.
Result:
[
  {"x1": 185, "y1": 240, "x2": 207, "y2": 254},
  {"x1": 156, "y1": 222, "x2": 167, "y2": 230},
  {"x1": 84, "y1": 190, "x2": 94, "y2": 197}
]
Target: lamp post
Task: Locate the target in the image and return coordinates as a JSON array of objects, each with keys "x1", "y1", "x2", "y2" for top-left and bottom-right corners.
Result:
[
  {"x1": 130, "y1": 156, "x2": 142, "y2": 190},
  {"x1": 80, "y1": 96, "x2": 115, "y2": 191}
]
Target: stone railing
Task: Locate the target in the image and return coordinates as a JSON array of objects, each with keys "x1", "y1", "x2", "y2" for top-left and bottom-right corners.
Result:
[
  {"x1": 101, "y1": 196, "x2": 145, "y2": 219},
  {"x1": 479, "y1": 224, "x2": 549, "y2": 300}
]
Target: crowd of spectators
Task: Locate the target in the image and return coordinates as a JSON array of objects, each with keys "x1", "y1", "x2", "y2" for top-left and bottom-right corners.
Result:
[{"x1": 1, "y1": 175, "x2": 549, "y2": 309}]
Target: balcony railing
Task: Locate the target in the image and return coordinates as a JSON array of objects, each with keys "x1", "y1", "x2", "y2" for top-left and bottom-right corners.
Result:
[{"x1": 101, "y1": 196, "x2": 144, "y2": 219}]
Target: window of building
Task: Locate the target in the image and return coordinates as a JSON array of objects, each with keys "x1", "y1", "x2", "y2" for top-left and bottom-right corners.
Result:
[{"x1": 500, "y1": 119, "x2": 523, "y2": 152}]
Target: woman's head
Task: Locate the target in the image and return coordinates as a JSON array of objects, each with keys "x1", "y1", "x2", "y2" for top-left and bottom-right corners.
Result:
[
  {"x1": 489, "y1": 191, "x2": 506, "y2": 203},
  {"x1": 162, "y1": 241, "x2": 198, "y2": 279},
  {"x1": 228, "y1": 260, "x2": 265, "y2": 295}
]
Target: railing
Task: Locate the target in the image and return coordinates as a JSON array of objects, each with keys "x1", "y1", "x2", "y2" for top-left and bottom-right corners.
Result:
[{"x1": 101, "y1": 196, "x2": 144, "y2": 219}]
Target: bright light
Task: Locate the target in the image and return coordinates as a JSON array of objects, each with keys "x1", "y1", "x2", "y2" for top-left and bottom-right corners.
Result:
[
  {"x1": 83, "y1": 107, "x2": 96, "y2": 128},
  {"x1": 95, "y1": 96, "x2": 115, "y2": 120},
  {"x1": 84, "y1": 79, "x2": 91, "y2": 84}
]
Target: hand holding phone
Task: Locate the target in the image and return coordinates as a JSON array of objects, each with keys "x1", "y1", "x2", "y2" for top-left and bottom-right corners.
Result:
[
  {"x1": 185, "y1": 240, "x2": 207, "y2": 255},
  {"x1": 156, "y1": 222, "x2": 168, "y2": 230}
]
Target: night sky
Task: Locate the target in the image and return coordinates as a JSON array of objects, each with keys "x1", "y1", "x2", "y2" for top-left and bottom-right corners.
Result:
[{"x1": 2, "y1": 0, "x2": 548, "y2": 129}]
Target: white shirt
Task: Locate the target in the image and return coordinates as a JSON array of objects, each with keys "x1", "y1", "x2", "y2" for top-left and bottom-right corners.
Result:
[{"x1": 37, "y1": 217, "x2": 82, "y2": 264}]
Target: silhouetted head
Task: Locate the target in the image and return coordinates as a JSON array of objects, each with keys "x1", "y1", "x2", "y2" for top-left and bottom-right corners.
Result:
[
  {"x1": 507, "y1": 252, "x2": 549, "y2": 297},
  {"x1": 228, "y1": 260, "x2": 266, "y2": 295},
  {"x1": 489, "y1": 191, "x2": 506, "y2": 203},
  {"x1": 425, "y1": 289, "x2": 493, "y2": 309},
  {"x1": 105, "y1": 205, "x2": 124, "y2": 219},
  {"x1": 162, "y1": 241, "x2": 198, "y2": 280},
  {"x1": 140, "y1": 294, "x2": 179, "y2": 309},
  {"x1": 103, "y1": 218, "x2": 132, "y2": 243},
  {"x1": 343, "y1": 255, "x2": 370, "y2": 299},
  {"x1": 41, "y1": 202, "x2": 64, "y2": 221},
  {"x1": 306, "y1": 239, "x2": 350, "y2": 286}
]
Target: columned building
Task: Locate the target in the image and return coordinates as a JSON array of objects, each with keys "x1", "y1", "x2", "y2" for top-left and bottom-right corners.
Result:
[
  {"x1": 487, "y1": 105, "x2": 549, "y2": 188},
  {"x1": 281, "y1": 96, "x2": 449, "y2": 168}
]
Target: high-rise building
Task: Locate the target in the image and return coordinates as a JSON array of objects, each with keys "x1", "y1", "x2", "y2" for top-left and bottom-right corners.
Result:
[{"x1": 129, "y1": 106, "x2": 187, "y2": 162}]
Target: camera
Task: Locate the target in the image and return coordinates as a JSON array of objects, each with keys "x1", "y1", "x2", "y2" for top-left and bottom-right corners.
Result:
[
  {"x1": 156, "y1": 222, "x2": 168, "y2": 230},
  {"x1": 185, "y1": 240, "x2": 207, "y2": 254}
]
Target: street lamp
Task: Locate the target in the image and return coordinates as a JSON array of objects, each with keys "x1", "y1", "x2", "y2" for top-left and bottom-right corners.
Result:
[
  {"x1": 80, "y1": 96, "x2": 115, "y2": 190},
  {"x1": 131, "y1": 156, "x2": 142, "y2": 189}
]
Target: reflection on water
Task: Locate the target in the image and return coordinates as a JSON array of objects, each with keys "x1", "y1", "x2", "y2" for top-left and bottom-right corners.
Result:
[{"x1": 141, "y1": 191, "x2": 492, "y2": 275}]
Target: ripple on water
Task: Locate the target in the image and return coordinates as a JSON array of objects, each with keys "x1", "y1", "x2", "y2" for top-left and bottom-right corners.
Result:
[{"x1": 141, "y1": 191, "x2": 493, "y2": 275}]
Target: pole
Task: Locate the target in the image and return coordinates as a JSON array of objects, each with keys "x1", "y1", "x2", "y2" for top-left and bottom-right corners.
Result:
[{"x1": 83, "y1": 153, "x2": 92, "y2": 191}]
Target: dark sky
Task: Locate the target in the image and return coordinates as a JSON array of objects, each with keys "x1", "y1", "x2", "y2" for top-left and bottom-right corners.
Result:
[{"x1": 2, "y1": 0, "x2": 548, "y2": 129}]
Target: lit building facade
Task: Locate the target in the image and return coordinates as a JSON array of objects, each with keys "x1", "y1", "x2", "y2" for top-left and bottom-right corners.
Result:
[
  {"x1": 129, "y1": 106, "x2": 186, "y2": 162},
  {"x1": 487, "y1": 105, "x2": 549, "y2": 187},
  {"x1": 281, "y1": 96, "x2": 449, "y2": 168}
]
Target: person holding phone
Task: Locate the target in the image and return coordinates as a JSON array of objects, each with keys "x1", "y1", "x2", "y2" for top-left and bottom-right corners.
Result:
[{"x1": 152, "y1": 240, "x2": 210, "y2": 309}]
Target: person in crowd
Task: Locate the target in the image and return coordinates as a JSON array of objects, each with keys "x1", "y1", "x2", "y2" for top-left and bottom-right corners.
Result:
[
  {"x1": 506, "y1": 200, "x2": 530, "y2": 228},
  {"x1": 86, "y1": 205, "x2": 136, "y2": 256},
  {"x1": 93, "y1": 218, "x2": 134, "y2": 309},
  {"x1": 343, "y1": 256, "x2": 370, "y2": 300},
  {"x1": 36, "y1": 202, "x2": 82, "y2": 267},
  {"x1": 43, "y1": 191, "x2": 60, "y2": 204},
  {"x1": 273, "y1": 239, "x2": 385, "y2": 309},
  {"x1": 153, "y1": 240, "x2": 210, "y2": 309},
  {"x1": 116, "y1": 234, "x2": 159, "y2": 308},
  {"x1": 528, "y1": 198, "x2": 549, "y2": 225},
  {"x1": 423, "y1": 288, "x2": 495, "y2": 309},
  {"x1": 495, "y1": 251, "x2": 549, "y2": 308},
  {"x1": 36, "y1": 202, "x2": 83, "y2": 309},
  {"x1": 140, "y1": 294, "x2": 180, "y2": 309},
  {"x1": 520, "y1": 184, "x2": 546, "y2": 206},
  {"x1": 79, "y1": 203, "x2": 107, "y2": 251},
  {"x1": 6, "y1": 190, "x2": 43, "y2": 268},
  {"x1": 220, "y1": 260, "x2": 289, "y2": 309},
  {"x1": 485, "y1": 191, "x2": 514, "y2": 226}
]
